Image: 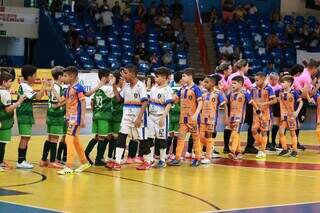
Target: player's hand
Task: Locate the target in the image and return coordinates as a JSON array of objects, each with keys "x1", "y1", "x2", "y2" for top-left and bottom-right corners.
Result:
[
  {"x1": 159, "y1": 116, "x2": 165, "y2": 127},
  {"x1": 134, "y1": 118, "x2": 142, "y2": 128},
  {"x1": 80, "y1": 119, "x2": 86, "y2": 128},
  {"x1": 110, "y1": 75, "x2": 116, "y2": 85},
  {"x1": 293, "y1": 111, "x2": 299, "y2": 118},
  {"x1": 17, "y1": 95, "x2": 26, "y2": 104}
]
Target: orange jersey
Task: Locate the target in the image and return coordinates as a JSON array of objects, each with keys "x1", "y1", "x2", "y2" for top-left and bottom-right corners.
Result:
[
  {"x1": 278, "y1": 89, "x2": 301, "y2": 121},
  {"x1": 251, "y1": 84, "x2": 275, "y2": 120},
  {"x1": 227, "y1": 90, "x2": 252, "y2": 123},
  {"x1": 177, "y1": 84, "x2": 202, "y2": 124},
  {"x1": 65, "y1": 83, "x2": 86, "y2": 125},
  {"x1": 201, "y1": 89, "x2": 225, "y2": 125}
]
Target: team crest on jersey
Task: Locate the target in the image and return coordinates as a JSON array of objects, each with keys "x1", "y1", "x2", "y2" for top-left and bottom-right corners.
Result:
[
  {"x1": 134, "y1": 93, "x2": 138, "y2": 98},
  {"x1": 211, "y1": 97, "x2": 216, "y2": 102},
  {"x1": 188, "y1": 95, "x2": 193, "y2": 100},
  {"x1": 157, "y1": 94, "x2": 162, "y2": 99},
  {"x1": 69, "y1": 95, "x2": 75, "y2": 100},
  {"x1": 289, "y1": 97, "x2": 293, "y2": 102},
  {"x1": 264, "y1": 94, "x2": 268, "y2": 98},
  {"x1": 238, "y1": 97, "x2": 243, "y2": 102}
]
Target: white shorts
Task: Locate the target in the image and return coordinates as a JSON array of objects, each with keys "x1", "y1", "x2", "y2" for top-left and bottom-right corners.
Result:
[
  {"x1": 120, "y1": 125, "x2": 147, "y2": 140},
  {"x1": 147, "y1": 114, "x2": 168, "y2": 140}
]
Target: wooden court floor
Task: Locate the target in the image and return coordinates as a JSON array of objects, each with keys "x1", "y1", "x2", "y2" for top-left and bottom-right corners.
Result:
[{"x1": 1, "y1": 131, "x2": 320, "y2": 213}]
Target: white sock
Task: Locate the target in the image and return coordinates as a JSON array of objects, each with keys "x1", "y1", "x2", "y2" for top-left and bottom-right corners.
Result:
[
  {"x1": 143, "y1": 154, "x2": 151, "y2": 164},
  {"x1": 160, "y1": 148, "x2": 166, "y2": 162},
  {"x1": 115, "y1": 148, "x2": 124, "y2": 164},
  {"x1": 150, "y1": 146, "x2": 155, "y2": 161}
]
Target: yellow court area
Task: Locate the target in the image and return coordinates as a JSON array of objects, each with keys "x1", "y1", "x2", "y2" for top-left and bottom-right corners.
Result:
[{"x1": 1, "y1": 131, "x2": 320, "y2": 213}]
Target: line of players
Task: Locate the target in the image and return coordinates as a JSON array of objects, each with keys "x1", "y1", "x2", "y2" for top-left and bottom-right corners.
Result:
[{"x1": 0, "y1": 59, "x2": 319, "y2": 174}]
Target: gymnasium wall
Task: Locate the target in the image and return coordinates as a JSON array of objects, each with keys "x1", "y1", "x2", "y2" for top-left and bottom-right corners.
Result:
[
  {"x1": 1, "y1": 0, "x2": 24, "y2": 7},
  {"x1": 0, "y1": 37, "x2": 25, "y2": 66},
  {"x1": 281, "y1": 0, "x2": 320, "y2": 17}
]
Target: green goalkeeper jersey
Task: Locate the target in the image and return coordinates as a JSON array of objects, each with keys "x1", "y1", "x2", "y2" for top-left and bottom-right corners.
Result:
[
  {"x1": 16, "y1": 82, "x2": 36, "y2": 124},
  {"x1": 0, "y1": 88, "x2": 14, "y2": 130},
  {"x1": 92, "y1": 85, "x2": 113, "y2": 121},
  {"x1": 46, "y1": 83, "x2": 66, "y2": 126}
]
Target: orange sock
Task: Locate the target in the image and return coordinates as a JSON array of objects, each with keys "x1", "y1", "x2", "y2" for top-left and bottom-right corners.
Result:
[
  {"x1": 261, "y1": 135, "x2": 268, "y2": 151},
  {"x1": 65, "y1": 135, "x2": 75, "y2": 168},
  {"x1": 291, "y1": 135, "x2": 298, "y2": 151},
  {"x1": 231, "y1": 132, "x2": 240, "y2": 154},
  {"x1": 175, "y1": 139, "x2": 185, "y2": 160},
  {"x1": 279, "y1": 135, "x2": 287, "y2": 150},
  {"x1": 236, "y1": 134, "x2": 241, "y2": 153},
  {"x1": 74, "y1": 136, "x2": 87, "y2": 164},
  {"x1": 253, "y1": 133, "x2": 262, "y2": 147},
  {"x1": 193, "y1": 136, "x2": 202, "y2": 160},
  {"x1": 205, "y1": 138, "x2": 214, "y2": 159}
]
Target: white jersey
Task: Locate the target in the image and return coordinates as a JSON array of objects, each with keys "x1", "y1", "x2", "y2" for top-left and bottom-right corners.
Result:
[
  {"x1": 100, "y1": 85, "x2": 115, "y2": 98},
  {"x1": 120, "y1": 81, "x2": 148, "y2": 127},
  {"x1": 20, "y1": 82, "x2": 36, "y2": 99},
  {"x1": 149, "y1": 85, "x2": 173, "y2": 116},
  {"x1": 0, "y1": 89, "x2": 12, "y2": 106}
]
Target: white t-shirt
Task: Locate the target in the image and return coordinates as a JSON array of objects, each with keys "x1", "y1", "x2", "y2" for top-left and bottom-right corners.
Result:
[
  {"x1": 20, "y1": 82, "x2": 36, "y2": 99},
  {"x1": 219, "y1": 46, "x2": 234, "y2": 54},
  {"x1": 101, "y1": 10, "x2": 113, "y2": 26},
  {"x1": 0, "y1": 89, "x2": 12, "y2": 106},
  {"x1": 100, "y1": 85, "x2": 115, "y2": 98},
  {"x1": 120, "y1": 81, "x2": 148, "y2": 127},
  {"x1": 149, "y1": 85, "x2": 173, "y2": 116}
]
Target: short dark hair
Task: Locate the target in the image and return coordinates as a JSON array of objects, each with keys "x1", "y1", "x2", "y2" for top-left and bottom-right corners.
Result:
[
  {"x1": 124, "y1": 64, "x2": 138, "y2": 75},
  {"x1": 217, "y1": 62, "x2": 231, "y2": 74},
  {"x1": 0, "y1": 67, "x2": 15, "y2": 81},
  {"x1": 255, "y1": 71, "x2": 266, "y2": 78},
  {"x1": 290, "y1": 64, "x2": 304, "y2": 76},
  {"x1": 280, "y1": 75, "x2": 294, "y2": 86},
  {"x1": 21, "y1": 65, "x2": 37, "y2": 80},
  {"x1": 51, "y1": 66, "x2": 64, "y2": 80},
  {"x1": 155, "y1": 67, "x2": 170, "y2": 78},
  {"x1": 207, "y1": 74, "x2": 222, "y2": 86},
  {"x1": 182, "y1": 68, "x2": 195, "y2": 78},
  {"x1": 63, "y1": 66, "x2": 78, "y2": 75},
  {"x1": 98, "y1": 68, "x2": 111, "y2": 80},
  {"x1": 235, "y1": 59, "x2": 248, "y2": 69},
  {"x1": 232, "y1": 75, "x2": 244, "y2": 85},
  {"x1": 307, "y1": 59, "x2": 319, "y2": 68},
  {"x1": 113, "y1": 71, "x2": 122, "y2": 85},
  {"x1": 174, "y1": 71, "x2": 183, "y2": 84},
  {"x1": 0, "y1": 72, "x2": 13, "y2": 85}
]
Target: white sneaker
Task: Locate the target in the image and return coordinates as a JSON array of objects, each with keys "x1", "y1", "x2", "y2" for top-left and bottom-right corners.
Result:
[
  {"x1": 256, "y1": 151, "x2": 266, "y2": 159},
  {"x1": 58, "y1": 167, "x2": 74, "y2": 175},
  {"x1": 212, "y1": 150, "x2": 221, "y2": 159},
  {"x1": 16, "y1": 161, "x2": 34, "y2": 169},
  {"x1": 200, "y1": 158, "x2": 211, "y2": 164},
  {"x1": 74, "y1": 163, "x2": 91, "y2": 173},
  {"x1": 185, "y1": 152, "x2": 192, "y2": 159},
  {"x1": 0, "y1": 167, "x2": 4, "y2": 172}
]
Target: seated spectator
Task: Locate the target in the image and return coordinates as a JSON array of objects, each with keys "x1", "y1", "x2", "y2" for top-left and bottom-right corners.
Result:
[
  {"x1": 50, "y1": 0, "x2": 62, "y2": 13},
  {"x1": 210, "y1": 7, "x2": 218, "y2": 24},
  {"x1": 84, "y1": 27, "x2": 97, "y2": 46},
  {"x1": 263, "y1": 61, "x2": 278, "y2": 75},
  {"x1": 75, "y1": 0, "x2": 86, "y2": 21},
  {"x1": 162, "y1": 51, "x2": 173, "y2": 65},
  {"x1": 233, "y1": 5, "x2": 246, "y2": 21},
  {"x1": 88, "y1": 0, "x2": 99, "y2": 17},
  {"x1": 136, "y1": 2, "x2": 147, "y2": 20},
  {"x1": 134, "y1": 20, "x2": 146, "y2": 39},
  {"x1": 160, "y1": 13, "x2": 171, "y2": 29},
  {"x1": 160, "y1": 26, "x2": 176, "y2": 43},
  {"x1": 248, "y1": 3, "x2": 258, "y2": 15},
  {"x1": 149, "y1": 53, "x2": 159, "y2": 65},
  {"x1": 158, "y1": 0, "x2": 169, "y2": 15},
  {"x1": 123, "y1": 2, "x2": 131, "y2": 16},
  {"x1": 112, "y1": 1, "x2": 121, "y2": 18},
  {"x1": 219, "y1": 41, "x2": 234, "y2": 55},
  {"x1": 148, "y1": 1, "x2": 158, "y2": 20},
  {"x1": 266, "y1": 33, "x2": 280, "y2": 52},
  {"x1": 170, "y1": 0, "x2": 183, "y2": 16},
  {"x1": 270, "y1": 8, "x2": 281, "y2": 23},
  {"x1": 100, "y1": 0, "x2": 109, "y2": 11},
  {"x1": 135, "y1": 43, "x2": 147, "y2": 62},
  {"x1": 67, "y1": 26, "x2": 80, "y2": 50},
  {"x1": 153, "y1": 13, "x2": 162, "y2": 29},
  {"x1": 171, "y1": 15, "x2": 183, "y2": 32},
  {"x1": 286, "y1": 24, "x2": 296, "y2": 41},
  {"x1": 222, "y1": 0, "x2": 235, "y2": 23}
]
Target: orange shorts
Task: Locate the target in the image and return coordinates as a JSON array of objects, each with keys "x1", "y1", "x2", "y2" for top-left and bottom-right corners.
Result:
[
  {"x1": 178, "y1": 123, "x2": 199, "y2": 141},
  {"x1": 200, "y1": 123, "x2": 216, "y2": 133},
  {"x1": 229, "y1": 122, "x2": 242, "y2": 133},
  {"x1": 252, "y1": 119, "x2": 271, "y2": 132},
  {"x1": 280, "y1": 119, "x2": 299, "y2": 131},
  {"x1": 67, "y1": 123, "x2": 80, "y2": 136}
]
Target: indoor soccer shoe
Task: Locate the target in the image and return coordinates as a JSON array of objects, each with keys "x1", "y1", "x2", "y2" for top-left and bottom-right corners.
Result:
[
  {"x1": 16, "y1": 161, "x2": 34, "y2": 169},
  {"x1": 290, "y1": 151, "x2": 298, "y2": 158},
  {"x1": 256, "y1": 151, "x2": 266, "y2": 159},
  {"x1": 75, "y1": 163, "x2": 91, "y2": 173},
  {"x1": 200, "y1": 158, "x2": 211, "y2": 164},
  {"x1": 278, "y1": 149, "x2": 290, "y2": 156},
  {"x1": 0, "y1": 167, "x2": 4, "y2": 172},
  {"x1": 212, "y1": 150, "x2": 221, "y2": 158},
  {"x1": 57, "y1": 167, "x2": 74, "y2": 175},
  {"x1": 95, "y1": 160, "x2": 105, "y2": 166},
  {"x1": 48, "y1": 162, "x2": 64, "y2": 169},
  {"x1": 0, "y1": 162, "x2": 13, "y2": 170},
  {"x1": 191, "y1": 159, "x2": 201, "y2": 167},
  {"x1": 155, "y1": 160, "x2": 167, "y2": 168},
  {"x1": 235, "y1": 153, "x2": 243, "y2": 160},
  {"x1": 228, "y1": 153, "x2": 236, "y2": 160},
  {"x1": 125, "y1": 157, "x2": 135, "y2": 164},
  {"x1": 136, "y1": 162, "x2": 152, "y2": 170},
  {"x1": 106, "y1": 161, "x2": 121, "y2": 170},
  {"x1": 168, "y1": 159, "x2": 181, "y2": 166}
]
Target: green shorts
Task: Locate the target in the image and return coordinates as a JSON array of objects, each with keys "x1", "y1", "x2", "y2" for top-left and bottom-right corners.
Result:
[
  {"x1": 62, "y1": 123, "x2": 67, "y2": 135},
  {"x1": 0, "y1": 129, "x2": 11, "y2": 143},
  {"x1": 112, "y1": 122, "x2": 121, "y2": 134},
  {"x1": 47, "y1": 125, "x2": 64, "y2": 136},
  {"x1": 169, "y1": 122, "x2": 179, "y2": 132},
  {"x1": 18, "y1": 124, "x2": 32, "y2": 137},
  {"x1": 92, "y1": 120, "x2": 112, "y2": 136}
]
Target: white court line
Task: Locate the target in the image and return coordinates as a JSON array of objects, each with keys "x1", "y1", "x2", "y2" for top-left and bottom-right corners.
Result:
[
  {"x1": 0, "y1": 200, "x2": 68, "y2": 213},
  {"x1": 200, "y1": 200, "x2": 320, "y2": 213}
]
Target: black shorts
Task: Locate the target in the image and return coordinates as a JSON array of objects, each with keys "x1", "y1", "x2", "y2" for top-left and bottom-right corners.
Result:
[{"x1": 272, "y1": 103, "x2": 280, "y2": 118}]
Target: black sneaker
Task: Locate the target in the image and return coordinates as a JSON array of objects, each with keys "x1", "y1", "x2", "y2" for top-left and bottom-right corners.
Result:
[
  {"x1": 223, "y1": 148, "x2": 231, "y2": 154},
  {"x1": 267, "y1": 145, "x2": 277, "y2": 152},
  {"x1": 86, "y1": 155, "x2": 94, "y2": 165},
  {"x1": 244, "y1": 147, "x2": 259, "y2": 154},
  {"x1": 95, "y1": 160, "x2": 105, "y2": 166},
  {"x1": 278, "y1": 149, "x2": 289, "y2": 156},
  {"x1": 297, "y1": 143, "x2": 306, "y2": 151},
  {"x1": 290, "y1": 151, "x2": 298, "y2": 158},
  {"x1": 276, "y1": 144, "x2": 282, "y2": 149}
]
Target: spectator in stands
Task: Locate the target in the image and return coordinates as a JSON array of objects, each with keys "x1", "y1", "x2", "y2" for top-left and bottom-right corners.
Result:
[
  {"x1": 270, "y1": 8, "x2": 281, "y2": 23},
  {"x1": 222, "y1": 0, "x2": 235, "y2": 23},
  {"x1": 170, "y1": 0, "x2": 183, "y2": 16},
  {"x1": 134, "y1": 20, "x2": 146, "y2": 40},
  {"x1": 112, "y1": 1, "x2": 121, "y2": 18},
  {"x1": 209, "y1": 7, "x2": 218, "y2": 24},
  {"x1": 219, "y1": 40, "x2": 234, "y2": 56},
  {"x1": 100, "y1": 0, "x2": 109, "y2": 11},
  {"x1": 266, "y1": 33, "x2": 280, "y2": 52},
  {"x1": 67, "y1": 26, "x2": 80, "y2": 50},
  {"x1": 171, "y1": 15, "x2": 183, "y2": 32},
  {"x1": 135, "y1": 43, "x2": 147, "y2": 63},
  {"x1": 101, "y1": 7, "x2": 113, "y2": 37},
  {"x1": 233, "y1": 5, "x2": 246, "y2": 22},
  {"x1": 299, "y1": 24, "x2": 311, "y2": 47},
  {"x1": 153, "y1": 13, "x2": 162, "y2": 29},
  {"x1": 75, "y1": 0, "x2": 86, "y2": 21},
  {"x1": 148, "y1": 1, "x2": 158, "y2": 21},
  {"x1": 286, "y1": 23, "x2": 296, "y2": 42},
  {"x1": 88, "y1": 0, "x2": 99, "y2": 17},
  {"x1": 160, "y1": 25, "x2": 176, "y2": 44},
  {"x1": 248, "y1": 3, "x2": 258, "y2": 15},
  {"x1": 160, "y1": 13, "x2": 171, "y2": 29},
  {"x1": 162, "y1": 51, "x2": 173, "y2": 65},
  {"x1": 263, "y1": 61, "x2": 278, "y2": 75},
  {"x1": 123, "y1": 2, "x2": 131, "y2": 16},
  {"x1": 84, "y1": 27, "x2": 97, "y2": 46},
  {"x1": 136, "y1": 2, "x2": 147, "y2": 20},
  {"x1": 149, "y1": 53, "x2": 159, "y2": 65},
  {"x1": 50, "y1": 0, "x2": 62, "y2": 13},
  {"x1": 158, "y1": 0, "x2": 169, "y2": 15}
]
